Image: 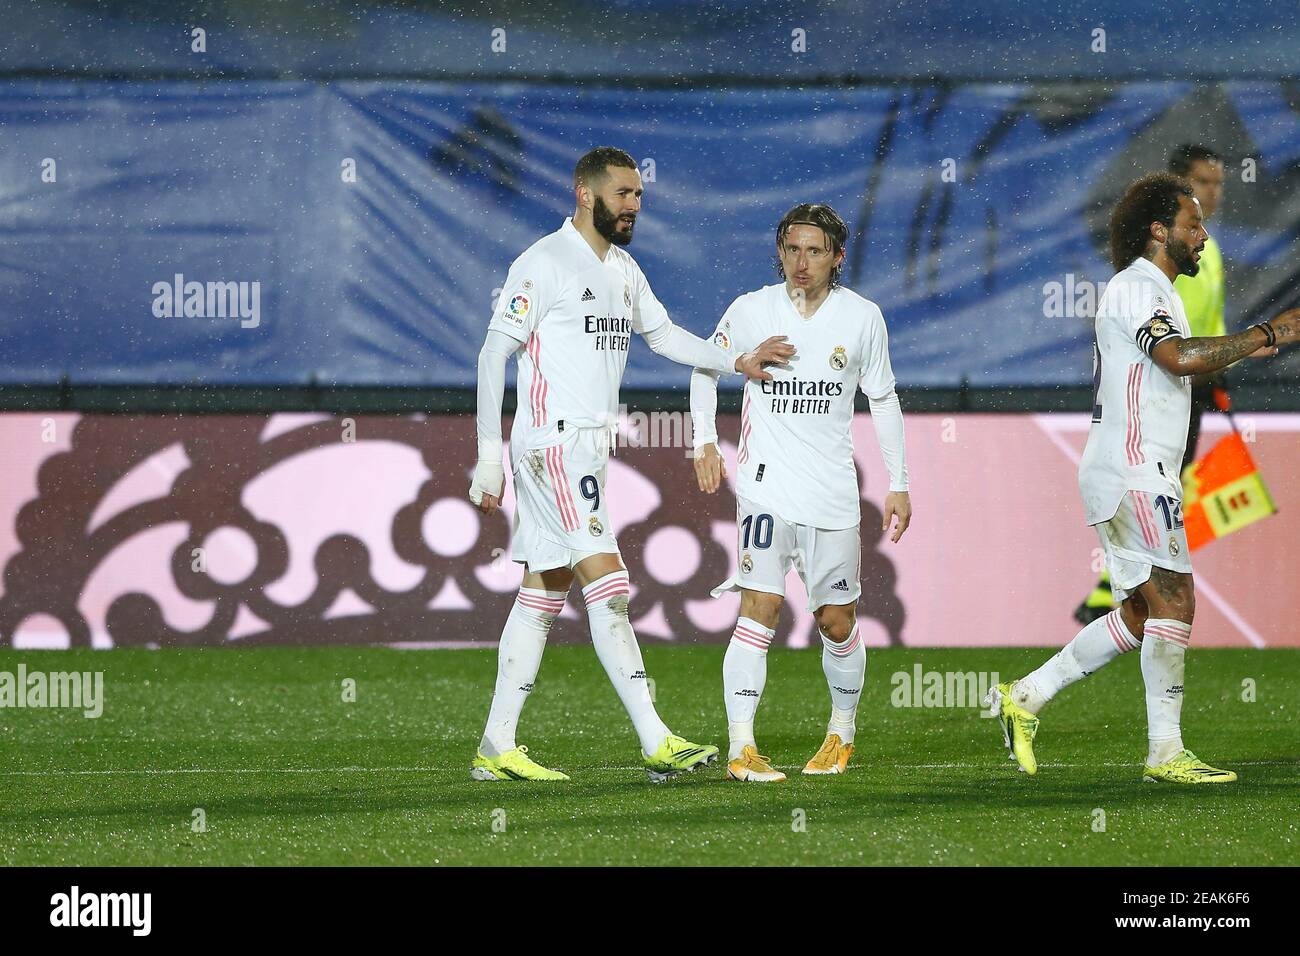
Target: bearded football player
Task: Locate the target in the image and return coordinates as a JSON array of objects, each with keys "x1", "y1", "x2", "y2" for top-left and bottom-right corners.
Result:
[
  {"x1": 468, "y1": 146, "x2": 794, "y2": 782},
  {"x1": 989, "y1": 173, "x2": 1300, "y2": 784}
]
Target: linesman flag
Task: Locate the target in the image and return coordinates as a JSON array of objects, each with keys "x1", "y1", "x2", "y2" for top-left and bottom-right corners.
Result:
[{"x1": 1182, "y1": 429, "x2": 1277, "y2": 551}]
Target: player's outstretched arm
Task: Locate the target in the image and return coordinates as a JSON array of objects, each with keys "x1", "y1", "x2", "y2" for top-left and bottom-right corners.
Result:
[
  {"x1": 1151, "y1": 308, "x2": 1300, "y2": 377},
  {"x1": 689, "y1": 367, "x2": 726, "y2": 493},
  {"x1": 641, "y1": 320, "x2": 794, "y2": 380},
  {"x1": 469, "y1": 329, "x2": 520, "y2": 514}
]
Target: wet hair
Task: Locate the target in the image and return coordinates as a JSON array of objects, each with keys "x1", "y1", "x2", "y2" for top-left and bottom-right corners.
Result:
[
  {"x1": 1108, "y1": 173, "x2": 1194, "y2": 271},
  {"x1": 774, "y1": 203, "x2": 849, "y2": 288},
  {"x1": 1168, "y1": 144, "x2": 1224, "y2": 176},
  {"x1": 574, "y1": 146, "x2": 638, "y2": 189}
]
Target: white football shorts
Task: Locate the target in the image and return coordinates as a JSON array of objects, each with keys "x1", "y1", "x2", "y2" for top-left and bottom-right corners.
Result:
[
  {"x1": 711, "y1": 495, "x2": 861, "y2": 612},
  {"x1": 1094, "y1": 489, "x2": 1192, "y2": 602},
  {"x1": 510, "y1": 425, "x2": 619, "y2": 572}
]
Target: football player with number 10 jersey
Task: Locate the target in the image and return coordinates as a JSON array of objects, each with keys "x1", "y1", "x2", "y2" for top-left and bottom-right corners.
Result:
[{"x1": 691, "y1": 203, "x2": 912, "y2": 782}]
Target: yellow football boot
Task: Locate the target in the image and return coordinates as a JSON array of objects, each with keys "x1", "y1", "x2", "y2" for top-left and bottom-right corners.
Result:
[
  {"x1": 470, "y1": 745, "x2": 570, "y2": 781},
  {"x1": 726, "y1": 745, "x2": 787, "y2": 782},
  {"x1": 643, "y1": 734, "x2": 719, "y2": 783},
  {"x1": 802, "y1": 733, "x2": 854, "y2": 775},
  {"x1": 986, "y1": 681, "x2": 1039, "y2": 775},
  {"x1": 1143, "y1": 750, "x2": 1237, "y2": 784}
]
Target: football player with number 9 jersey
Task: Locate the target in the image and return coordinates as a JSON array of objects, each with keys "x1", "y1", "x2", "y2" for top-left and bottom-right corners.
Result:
[{"x1": 466, "y1": 147, "x2": 795, "y2": 784}]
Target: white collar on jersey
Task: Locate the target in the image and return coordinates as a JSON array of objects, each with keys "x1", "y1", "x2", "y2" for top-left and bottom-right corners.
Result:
[
  {"x1": 1127, "y1": 255, "x2": 1177, "y2": 298},
  {"x1": 776, "y1": 281, "x2": 837, "y2": 321},
  {"x1": 561, "y1": 217, "x2": 610, "y2": 265}
]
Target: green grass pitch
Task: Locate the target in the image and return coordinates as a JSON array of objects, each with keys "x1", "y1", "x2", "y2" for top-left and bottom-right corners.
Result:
[{"x1": 1, "y1": 646, "x2": 1295, "y2": 866}]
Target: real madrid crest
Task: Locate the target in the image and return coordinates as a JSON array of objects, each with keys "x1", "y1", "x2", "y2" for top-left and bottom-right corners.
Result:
[
  {"x1": 624, "y1": 285, "x2": 632, "y2": 308},
  {"x1": 830, "y1": 346, "x2": 848, "y2": 371},
  {"x1": 1150, "y1": 318, "x2": 1171, "y2": 338},
  {"x1": 1169, "y1": 536, "x2": 1180, "y2": 557},
  {"x1": 589, "y1": 516, "x2": 604, "y2": 537},
  {"x1": 741, "y1": 552, "x2": 753, "y2": 574}
]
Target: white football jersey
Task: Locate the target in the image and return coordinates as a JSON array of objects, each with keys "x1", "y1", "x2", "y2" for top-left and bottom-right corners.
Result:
[
  {"x1": 488, "y1": 218, "x2": 671, "y2": 460},
  {"x1": 708, "y1": 283, "x2": 902, "y2": 530},
  {"x1": 1078, "y1": 257, "x2": 1191, "y2": 525}
]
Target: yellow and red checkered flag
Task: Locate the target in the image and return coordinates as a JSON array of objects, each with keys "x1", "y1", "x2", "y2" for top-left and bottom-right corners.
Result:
[{"x1": 1182, "y1": 426, "x2": 1277, "y2": 552}]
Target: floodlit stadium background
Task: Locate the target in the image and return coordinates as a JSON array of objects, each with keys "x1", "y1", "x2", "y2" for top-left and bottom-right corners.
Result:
[{"x1": 3, "y1": 0, "x2": 1299, "y2": 650}]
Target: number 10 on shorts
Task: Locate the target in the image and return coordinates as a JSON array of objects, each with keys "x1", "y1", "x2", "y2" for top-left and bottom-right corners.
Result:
[{"x1": 741, "y1": 513, "x2": 774, "y2": 549}]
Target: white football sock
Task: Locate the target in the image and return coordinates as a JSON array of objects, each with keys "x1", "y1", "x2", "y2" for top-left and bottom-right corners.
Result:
[
  {"x1": 1014, "y1": 609, "x2": 1139, "y2": 714},
  {"x1": 1142, "y1": 618, "x2": 1191, "y2": 765},
  {"x1": 582, "y1": 571, "x2": 671, "y2": 755},
  {"x1": 723, "y1": 617, "x2": 774, "y2": 759},
  {"x1": 480, "y1": 587, "x2": 567, "y2": 757},
  {"x1": 821, "y1": 625, "x2": 865, "y2": 745}
]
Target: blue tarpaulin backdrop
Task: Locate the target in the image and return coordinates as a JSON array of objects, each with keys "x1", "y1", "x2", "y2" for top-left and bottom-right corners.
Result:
[
  {"x1": 6, "y1": 1, "x2": 1300, "y2": 82},
  {"x1": 3, "y1": 80, "x2": 1300, "y2": 388}
]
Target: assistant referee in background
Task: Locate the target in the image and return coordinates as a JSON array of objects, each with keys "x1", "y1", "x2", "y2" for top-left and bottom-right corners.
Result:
[{"x1": 1170, "y1": 144, "x2": 1228, "y2": 471}]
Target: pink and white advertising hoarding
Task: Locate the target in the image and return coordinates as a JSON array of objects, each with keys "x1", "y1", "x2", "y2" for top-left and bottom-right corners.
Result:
[{"x1": 0, "y1": 412, "x2": 1295, "y2": 650}]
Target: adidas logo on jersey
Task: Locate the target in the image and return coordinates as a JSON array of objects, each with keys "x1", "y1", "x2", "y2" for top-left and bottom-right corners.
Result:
[
  {"x1": 581, "y1": 288, "x2": 595, "y2": 301},
  {"x1": 831, "y1": 579, "x2": 850, "y2": 592}
]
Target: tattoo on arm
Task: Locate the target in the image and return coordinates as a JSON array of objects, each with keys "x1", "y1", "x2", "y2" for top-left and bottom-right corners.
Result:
[{"x1": 1166, "y1": 328, "x2": 1268, "y2": 376}]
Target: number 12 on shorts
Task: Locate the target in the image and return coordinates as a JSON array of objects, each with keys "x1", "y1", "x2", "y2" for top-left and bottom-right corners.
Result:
[{"x1": 1153, "y1": 494, "x2": 1184, "y2": 531}]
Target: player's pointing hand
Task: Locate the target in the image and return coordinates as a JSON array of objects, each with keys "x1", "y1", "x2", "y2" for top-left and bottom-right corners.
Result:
[{"x1": 735, "y1": 335, "x2": 796, "y2": 381}]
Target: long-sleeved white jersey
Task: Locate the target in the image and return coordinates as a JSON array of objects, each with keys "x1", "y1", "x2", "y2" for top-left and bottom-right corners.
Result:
[
  {"x1": 1078, "y1": 256, "x2": 1192, "y2": 525},
  {"x1": 481, "y1": 217, "x2": 732, "y2": 466},
  {"x1": 692, "y1": 282, "x2": 908, "y2": 530}
]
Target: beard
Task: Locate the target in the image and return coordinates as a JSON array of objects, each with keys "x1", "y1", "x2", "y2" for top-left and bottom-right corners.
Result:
[
  {"x1": 1168, "y1": 235, "x2": 1200, "y2": 277},
  {"x1": 593, "y1": 196, "x2": 634, "y2": 246}
]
